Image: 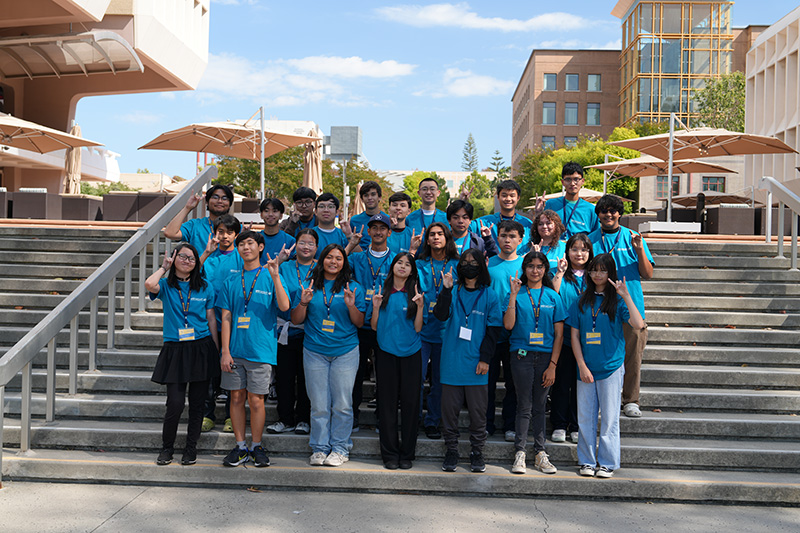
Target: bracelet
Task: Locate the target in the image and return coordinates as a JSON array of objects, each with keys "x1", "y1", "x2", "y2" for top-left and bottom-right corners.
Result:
[
  {"x1": 299, "y1": 302, "x2": 309, "y2": 307},
  {"x1": 549, "y1": 360, "x2": 557, "y2": 367}
]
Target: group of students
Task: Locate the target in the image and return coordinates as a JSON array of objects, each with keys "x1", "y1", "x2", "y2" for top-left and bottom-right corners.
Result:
[{"x1": 147, "y1": 161, "x2": 654, "y2": 478}]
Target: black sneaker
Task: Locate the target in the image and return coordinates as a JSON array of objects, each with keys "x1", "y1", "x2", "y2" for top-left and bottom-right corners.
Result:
[
  {"x1": 181, "y1": 447, "x2": 197, "y2": 466},
  {"x1": 442, "y1": 449, "x2": 459, "y2": 472},
  {"x1": 223, "y1": 446, "x2": 249, "y2": 467},
  {"x1": 469, "y1": 450, "x2": 486, "y2": 473},
  {"x1": 424, "y1": 425, "x2": 442, "y2": 439},
  {"x1": 251, "y1": 445, "x2": 271, "y2": 467},
  {"x1": 156, "y1": 447, "x2": 173, "y2": 466}
]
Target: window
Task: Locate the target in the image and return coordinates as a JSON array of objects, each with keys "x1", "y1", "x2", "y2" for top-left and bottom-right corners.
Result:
[
  {"x1": 587, "y1": 74, "x2": 601, "y2": 92},
  {"x1": 656, "y1": 175, "x2": 680, "y2": 199},
  {"x1": 543, "y1": 73, "x2": 557, "y2": 91},
  {"x1": 446, "y1": 179, "x2": 454, "y2": 189},
  {"x1": 566, "y1": 74, "x2": 579, "y2": 91},
  {"x1": 542, "y1": 136, "x2": 555, "y2": 150},
  {"x1": 542, "y1": 102, "x2": 556, "y2": 125},
  {"x1": 702, "y1": 176, "x2": 725, "y2": 192},
  {"x1": 587, "y1": 103, "x2": 601, "y2": 126},
  {"x1": 564, "y1": 137, "x2": 578, "y2": 147},
  {"x1": 565, "y1": 102, "x2": 578, "y2": 125}
]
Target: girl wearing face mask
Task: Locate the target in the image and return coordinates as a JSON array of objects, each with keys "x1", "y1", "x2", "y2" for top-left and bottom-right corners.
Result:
[{"x1": 433, "y1": 249, "x2": 503, "y2": 474}]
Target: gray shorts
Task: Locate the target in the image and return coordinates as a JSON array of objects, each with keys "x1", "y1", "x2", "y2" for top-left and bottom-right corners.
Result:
[{"x1": 220, "y1": 357, "x2": 273, "y2": 395}]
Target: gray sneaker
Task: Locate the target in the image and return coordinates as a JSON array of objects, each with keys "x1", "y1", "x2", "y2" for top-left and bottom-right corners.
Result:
[
  {"x1": 266, "y1": 421, "x2": 295, "y2": 434},
  {"x1": 511, "y1": 450, "x2": 526, "y2": 474},
  {"x1": 309, "y1": 451, "x2": 327, "y2": 466},
  {"x1": 534, "y1": 451, "x2": 557, "y2": 474},
  {"x1": 323, "y1": 451, "x2": 349, "y2": 467},
  {"x1": 295, "y1": 421, "x2": 310, "y2": 435}
]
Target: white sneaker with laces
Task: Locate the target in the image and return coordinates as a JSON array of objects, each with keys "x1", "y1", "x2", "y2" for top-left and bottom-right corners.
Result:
[
  {"x1": 309, "y1": 452, "x2": 327, "y2": 466},
  {"x1": 266, "y1": 421, "x2": 295, "y2": 434},
  {"x1": 570, "y1": 431, "x2": 579, "y2": 443},
  {"x1": 504, "y1": 430, "x2": 516, "y2": 442},
  {"x1": 596, "y1": 466, "x2": 614, "y2": 478},
  {"x1": 534, "y1": 451, "x2": 557, "y2": 474},
  {"x1": 551, "y1": 429, "x2": 566, "y2": 442},
  {"x1": 323, "y1": 451, "x2": 349, "y2": 467},
  {"x1": 511, "y1": 450, "x2": 526, "y2": 474},
  {"x1": 579, "y1": 464, "x2": 595, "y2": 477}
]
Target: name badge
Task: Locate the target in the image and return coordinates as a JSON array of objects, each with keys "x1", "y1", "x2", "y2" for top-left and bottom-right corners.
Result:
[
  {"x1": 459, "y1": 326, "x2": 472, "y2": 341},
  {"x1": 428, "y1": 301, "x2": 436, "y2": 313},
  {"x1": 529, "y1": 332, "x2": 544, "y2": 345},
  {"x1": 178, "y1": 328, "x2": 195, "y2": 341},
  {"x1": 237, "y1": 316, "x2": 251, "y2": 329},
  {"x1": 322, "y1": 319, "x2": 336, "y2": 333},
  {"x1": 586, "y1": 332, "x2": 601, "y2": 345},
  {"x1": 366, "y1": 289, "x2": 375, "y2": 301}
]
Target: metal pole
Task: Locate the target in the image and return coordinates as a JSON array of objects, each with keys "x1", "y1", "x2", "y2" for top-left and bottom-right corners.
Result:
[
  {"x1": 46, "y1": 338, "x2": 55, "y2": 422},
  {"x1": 123, "y1": 261, "x2": 132, "y2": 331},
  {"x1": 765, "y1": 191, "x2": 773, "y2": 244},
  {"x1": 260, "y1": 106, "x2": 265, "y2": 200},
  {"x1": 20, "y1": 363, "x2": 31, "y2": 452},
  {"x1": 603, "y1": 154, "x2": 609, "y2": 194},
  {"x1": 106, "y1": 275, "x2": 116, "y2": 349},
  {"x1": 0, "y1": 384, "x2": 4, "y2": 487},
  {"x1": 792, "y1": 212, "x2": 798, "y2": 271},
  {"x1": 69, "y1": 316, "x2": 78, "y2": 395},
  {"x1": 667, "y1": 112, "x2": 676, "y2": 223},
  {"x1": 777, "y1": 201, "x2": 786, "y2": 258},
  {"x1": 89, "y1": 296, "x2": 98, "y2": 372},
  {"x1": 138, "y1": 247, "x2": 147, "y2": 312}
]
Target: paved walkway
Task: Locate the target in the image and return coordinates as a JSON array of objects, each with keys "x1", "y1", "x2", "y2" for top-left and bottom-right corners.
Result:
[{"x1": 1, "y1": 481, "x2": 799, "y2": 532}]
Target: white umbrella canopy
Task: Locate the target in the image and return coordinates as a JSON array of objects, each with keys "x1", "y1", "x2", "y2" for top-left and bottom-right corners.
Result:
[
  {"x1": 0, "y1": 113, "x2": 102, "y2": 153},
  {"x1": 671, "y1": 191, "x2": 763, "y2": 207},
  {"x1": 588, "y1": 154, "x2": 736, "y2": 180},
  {"x1": 303, "y1": 130, "x2": 323, "y2": 194}
]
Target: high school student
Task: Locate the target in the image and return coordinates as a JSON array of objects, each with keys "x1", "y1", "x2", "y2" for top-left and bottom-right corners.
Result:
[
  {"x1": 470, "y1": 179, "x2": 532, "y2": 255},
  {"x1": 406, "y1": 176, "x2": 449, "y2": 234},
  {"x1": 530, "y1": 209, "x2": 566, "y2": 278},
  {"x1": 445, "y1": 199, "x2": 498, "y2": 258},
  {"x1": 164, "y1": 185, "x2": 233, "y2": 253},
  {"x1": 259, "y1": 197, "x2": 296, "y2": 263}
]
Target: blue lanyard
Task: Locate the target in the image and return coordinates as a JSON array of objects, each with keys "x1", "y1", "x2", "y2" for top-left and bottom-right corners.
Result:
[
  {"x1": 241, "y1": 267, "x2": 261, "y2": 315},
  {"x1": 526, "y1": 286, "x2": 544, "y2": 333},
  {"x1": 429, "y1": 259, "x2": 445, "y2": 298},
  {"x1": 456, "y1": 286, "x2": 485, "y2": 327},
  {"x1": 366, "y1": 251, "x2": 390, "y2": 288},
  {"x1": 176, "y1": 283, "x2": 192, "y2": 328},
  {"x1": 601, "y1": 230, "x2": 622, "y2": 254},
  {"x1": 562, "y1": 200, "x2": 579, "y2": 231}
]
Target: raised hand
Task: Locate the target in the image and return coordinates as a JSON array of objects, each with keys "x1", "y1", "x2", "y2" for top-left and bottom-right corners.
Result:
[
  {"x1": 480, "y1": 221, "x2": 493, "y2": 238},
  {"x1": 340, "y1": 218, "x2": 353, "y2": 237},
  {"x1": 277, "y1": 243, "x2": 295, "y2": 263},
  {"x1": 409, "y1": 229, "x2": 422, "y2": 252},
  {"x1": 300, "y1": 285, "x2": 314, "y2": 305},
  {"x1": 611, "y1": 277, "x2": 630, "y2": 298},
  {"x1": 161, "y1": 249, "x2": 176, "y2": 271},
  {"x1": 348, "y1": 225, "x2": 364, "y2": 246},
  {"x1": 509, "y1": 275, "x2": 522, "y2": 296},
  {"x1": 412, "y1": 286, "x2": 425, "y2": 306},
  {"x1": 343, "y1": 283, "x2": 356, "y2": 307},
  {"x1": 265, "y1": 255, "x2": 281, "y2": 276},
  {"x1": 632, "y1": 233, "x2": 643, "y2": 252},
  {"x1": 185, "y1": 193, "x2": 201, "y2": 210},
  {"x1": 532, "y1": 243, "x2": 542, "y2": 253},
  {"x1": 459, "y1": 184, "x2": 474, "y2": 202},
  {"x1": 442, "y1": 266, "x2": 454, "y2": 289},
  {"x1": 372, "y1": 285, "x2": 384, "y2": 308},
  {"x1": 205, "y1": 233, "x2": 219, "y2": 256},
  {"x1": 289, "y1": 204, "x2": 300, "y2": 223},
  {"x1": 533, "y1": 191, "x2": 547, "y2": 214},
  {"x1": 556, "y1": 257, "x2": 568, "y2": 275}
]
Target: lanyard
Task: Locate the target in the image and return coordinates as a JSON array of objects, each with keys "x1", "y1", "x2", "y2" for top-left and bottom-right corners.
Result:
[
  {"x1": 421, "y1": 211, "x2": 434, "y2": 230},
  {"x1": 321, "y1": 282, "x2": 335, "y2": 318},
  {"x1": 562, "y1": 200, "x2": 579, "y2": 231},
  {"x1": 601, "y1": 230, "x2": 622, "y2": 254},
  {"x1": 456, "y1": 286, "x2": 485, "y2": 327},
  {"x1": 207, "y1": 217, "x2": 214, "y2": 236},
  {"x1": 241, "y1": 267, "x2": 262, "y2": 315},
  {"x1": 295, "y1": 260, "x2": 315, "y2": 289},
  {"x1": 455, "y1": 235, "x2": 468, "y2": 255},
  {"x1": 366, "y1": 251, "x2": 390, "y2": 288},
  {"x1": 526, "y1": 286, "x2": 544, "y2": 333},
  {"x1": 176, "y1": 283, "x2": 192, "y2": 327},
  {"x1": 591, "y1": 299, "x2": 601, "y2": 332},
  {"x1": 429, "y1": 259, "x2": 445, "y2": 297}
]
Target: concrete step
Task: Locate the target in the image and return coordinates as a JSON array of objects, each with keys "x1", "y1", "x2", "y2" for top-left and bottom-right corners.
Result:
[
  {"x1": 0, "y1": 250, "x2": 114, "y2": 266},
  {"x1": 5, "y1": 449, "x2": 799, "y2": 504},
  {"x1": 645, "y1": 310, "x2": 800, "y2": 329},
  {"x1": 0, "y1": 263, "x2": 109, "y2": 280},
  {"x1": 640, "y1": 387, "x2": 800, "y2": 413},
  {"x1": 0, "y1": 324, "x2": 164, "y2": 350},
  {"x1": 647, "y1": 242, "x2": 780, "y2": 256},
  {"x1": 640, "y1": 364, "x2": 800, "y2": 389},
  {"x1": 644, "y1": 295, "x2": 800, "y2": 312},
  {"x1": 642, "y1": 280, "x2": 800, "y2": 296},
  {"x1": 0, "y1": 238, "x2": 125, "y2": 254},
  {"x1": 652, "y1": 269, "x2": 800, "y2": 282},
  {"x1": 652, "y1": 255, "x2": 791, "y2": 269},
  {"x1": 0, "y1": 227, "x2": 135, "y2": 240},
  {"x1": 0, "y1": 308, "x2": 163, "y2": 329},
  {"x1": 647, "y1": 326, "x2": 800, "y2": 347},
  {"x1": 643, "y1": 345, "x2": 800, "y2": 367},
  {"x1": 0, "y1": 294, "x2": 160, "y2": 311},
  {"x1": 0, "y1": 347, "x2": 162, "y2": 371}
]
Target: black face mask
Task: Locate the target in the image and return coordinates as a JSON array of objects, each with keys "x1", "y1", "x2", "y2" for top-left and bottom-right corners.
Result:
[{"x1": 459, "y1": 263, "x2": 480, "y2": 279}]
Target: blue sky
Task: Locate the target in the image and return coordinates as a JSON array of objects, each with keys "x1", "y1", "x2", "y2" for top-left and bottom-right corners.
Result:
[{"x1": 76, "y1": 1, "x2": 800, "y2": 180}]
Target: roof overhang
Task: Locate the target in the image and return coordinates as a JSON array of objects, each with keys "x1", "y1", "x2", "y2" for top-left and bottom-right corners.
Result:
[{"x1": 0, "y1": 31, "x2": 143, "y2": 81}]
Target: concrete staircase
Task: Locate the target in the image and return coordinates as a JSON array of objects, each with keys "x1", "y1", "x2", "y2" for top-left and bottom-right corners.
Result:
[{"x1": 2, "y1": 228, "x2": 799, "y2": 503}]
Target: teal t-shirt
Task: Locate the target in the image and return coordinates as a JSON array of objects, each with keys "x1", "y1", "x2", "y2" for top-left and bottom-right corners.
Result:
[
  {"x1": 556, "y1": 273, "x2": 586, "y2": 346},
  {"x1": 203, "y1": 249, "x2": 244, "y2": 330},
  {"x1": 406, "y1": 209, "x2": 448, "y2": 234},
  {"x1": 349, "y1": 211, "x2": 389, "y2": 250},
  {"x1": 417, "y1": 257, "x2": 459, "y2": 343},
  {"x1": 376, "y1": 290, "x2": 426, "y2": 357},
  {"x1": 314, "y1": 227, "x2": 349, "y2": 259},
  {"x1": 539, "y1": 239, "x2": 566, "y2": 278},
  {"x1": 179, "y1": 216, "x2": 215, "y2": 254},
  {"x1": 470, "y1": 212, "x2": 532, "y2": 255},
  {"x1": 349, "y1": 249, "x2": 396, "y2": 326},
  {"x1": 566, "y1": 294, "x2": 630, "y2": 380},
  {"x1": 544, "y1": 197, "x2": 599, "y2": 240},
  {"x1": 279, "y1": 259, "x2": 315, "y2": 338},
  {"x1": 387, "y1": 226, "x2": 414, "y2": 254},
  {"x1": 488, "y1": 255, "x2": 524, "y2": 343},
  {"x1": 260, "y1": 230, "x2": 296, "y2": 264},
  {"x1": 295, "y1": 279, "x2": 367, "y2": 356},
  {"x1": 504, "y1": 286, "x2": 567, "y2": 353},
  {"x1": 151, "y1": 279, "x2": 215, "y2": 342}
]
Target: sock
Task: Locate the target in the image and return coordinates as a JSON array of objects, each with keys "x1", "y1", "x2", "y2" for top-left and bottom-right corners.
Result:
[
  {"x1": 251, "y1": 441, "x2": 261, "y2": 449},
  {"x1": 237, "y1": 441, "x2": 247, "y2": 450}
]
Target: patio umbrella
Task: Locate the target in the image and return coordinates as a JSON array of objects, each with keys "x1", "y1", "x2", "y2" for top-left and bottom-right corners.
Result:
[
  {"x1": 0, "y1": 113, "x2": 102, "y2": 153},
  {"x1": 63, "y1": 124, "x2": 83, "y2": 194},
  {"x1": 303, "y1": 130, "x2": 323, "y2": 194},
  {"x1": 588, "y1": 155, "x2": 736, "y2": 180},
  {"x1": 524, "y1": 188, "x2": 632, "y2": 209},
  {"x1": 671, "y1": 191, "x2": 761, "y2": 207},
  {"x1": 351, "y1": 181, "x2": 365, "y2": 216}
]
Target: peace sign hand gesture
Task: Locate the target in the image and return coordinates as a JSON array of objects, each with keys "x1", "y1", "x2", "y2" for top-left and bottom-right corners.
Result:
[
  {"x1": 300, "y1": 285, "x2": 314, "y2": 305},
  {"x1": 265, "y1": 255, "x2": 281, "y2": 277},
  {"x1": 412, "y1": 286, "x2": 425, "y2": 306},
  {"x1": 185, "y1": 193, "x2": 202, "y2": 211},
  {"x1": 343, "y1": 283, "x2": 356, "y2": 307},
  {"x1": 632, "y1": 233, "x2": 643, "y2": 252},
  {"x1": 442, "y1": 266, "x2": 454, "y2": 289},
  {"x1": 161, "y1": 249, "x2": 176, "y2": 271},
  {"x1": 556, "y1": 257, "x2": 568, "y2": 275},
  {"x1": 371, "y1": 285, "x2": 383, "y2": 308},
  {"x1": 409, "y1": 229, "x2": 422, "y2": 254},
  {"x1": 348, "y1": 225, "x2": 364, "y2": 247},
  {"x1": 289, "y1": 204, "x2": 301, "y2": 223},
  {"x1": 205, "y1": 233, "x2": 219, "y2": 256},
  {"x1": 277, "y1": 243, "x2": 295, "y2": 264},
  {"x1": 610, "y1": 277, "x2": 630, "y2": 298},
  {"x1": 533, "y1": 191, "x2": 547, "y2": 215},
  {"x1": 509, "y1": 275, "x2": 522, "y2": 296}
]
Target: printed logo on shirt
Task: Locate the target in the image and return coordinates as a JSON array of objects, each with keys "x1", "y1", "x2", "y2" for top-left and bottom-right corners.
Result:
[{"x1": 254, "y1": 289, "x2": 272, "y2": 296}]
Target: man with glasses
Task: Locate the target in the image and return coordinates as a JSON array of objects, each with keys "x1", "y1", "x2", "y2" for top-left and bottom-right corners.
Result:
[
  {"x1": 281, "y1": 187, "x2": 318, "y2": 237},
  {"x1": 589, "y1": 194, "x2": 654, "y2": 419},
  {"x1": 534, "y1": 162, "x2": 599, "y2": 241},
  {"x1": 164, "y1": 185, "x2": 234, "y2": 253},
  {"x1": 407, "y1": 177, "x2": 449, "y2": 234}
]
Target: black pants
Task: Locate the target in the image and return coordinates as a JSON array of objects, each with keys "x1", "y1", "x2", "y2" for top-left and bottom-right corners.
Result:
[
  {"x1": 353, "y1": 328, "x2": 378, "y2": 421},
  {"x1": 441, "y1": 383, "x2": 488, "y2": 452},
  {"x1": 510, "y1": 349, "x2": 550, "y2": 453},
  {"x1": 550, "y1": 342, "x2": 578, "y2": 433},
  {"x1": 487, "y1": 341, "x2": 516, "y2": 433},
  {"x1": 276, "y1": 334, "x2": 310, "y2": 426},
  {"x1": 375, "y1": 348, "x2": 421, "y2": 462},
  {"x1": 163, "y1": 380, "x2": 207, "y2": 451}
]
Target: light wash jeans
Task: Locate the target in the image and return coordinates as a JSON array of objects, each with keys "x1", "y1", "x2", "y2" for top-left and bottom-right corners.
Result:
[
  {"x1": 303, "y1": 346, "x2": 359, "y2": 456},
  {"x1": 420, "y1": 340, "x2": 442, "y2": 427},
  {"x1": 576, "y1": 365, "x2": 624, "y2": 470}
]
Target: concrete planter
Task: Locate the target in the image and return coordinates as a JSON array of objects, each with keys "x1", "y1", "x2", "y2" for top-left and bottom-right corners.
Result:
[
  {"x1": 61, "y1": 194, "x2": 103, "y2": 221},
  {"x1": 13, "y1": 191, "x2": 62, "y2": 219}
]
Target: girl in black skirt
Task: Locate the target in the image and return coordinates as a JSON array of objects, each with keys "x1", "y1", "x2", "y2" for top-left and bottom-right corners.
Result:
[{"x1": 145, "y1": 243, "x2": 220, "y2": 465}]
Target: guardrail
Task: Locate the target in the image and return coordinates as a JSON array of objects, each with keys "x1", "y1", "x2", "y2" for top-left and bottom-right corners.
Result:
[
  {"x1": 0, "y1": 166, "x2": 217, "y2": 484},
  {"x1": 760, "y1": 176, "x2": 800, "y2": 270}
]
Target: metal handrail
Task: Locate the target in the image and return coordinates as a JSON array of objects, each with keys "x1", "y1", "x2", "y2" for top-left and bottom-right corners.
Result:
[
  {"x1": 759, "y1": 176, "x2": 800, "y2": 270},
  {"x1": 0, "y1": 165, "x2": 217, "y2": 484}
]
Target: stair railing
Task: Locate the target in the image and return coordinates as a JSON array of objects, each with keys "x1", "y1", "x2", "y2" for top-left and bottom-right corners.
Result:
[
  {"x1": 760, "y1": 176, "x2": 800, "y2": 270},
  {"x1": 0, "y1": 166, "x2": 218, "y2": 485}
]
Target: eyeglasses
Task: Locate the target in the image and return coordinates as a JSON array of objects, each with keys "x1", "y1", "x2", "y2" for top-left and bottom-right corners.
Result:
[
  {"x1": 419, "y1": 187, "x2": 438, "y2": 193},
  {"x1": 295, "y1": 199, "x2": 314, "y2": 207},
  {"x1": 210, "y1": 194, "x2": 230, "y2": 202},
  {"x1": 562, "y1": 177, "x2": 583, "y2": 184},
  {"x1": 176, "y1": 253, "x2": 196, "y2": 263},
  {"x1": 589, "y1": 269, "x2": 608, "y2": 275},
  {"x1": 527, "y1": 264, "x2": 546, "y2": 270},
  {"x1": 599, "y1": 208, "x2": 618, "y2": 215},
  {"x1": 316, "y1": 204, "x2": 337, "y2": 211}
]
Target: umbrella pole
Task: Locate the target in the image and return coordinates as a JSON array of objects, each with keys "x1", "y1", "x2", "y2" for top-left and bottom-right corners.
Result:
[
  {"x1": 603, "y1": 154, "x2": 609, "y2": 194},
  {"x1": 260, "y1": 106, "x2": 265, "y2": 200},
  {"x1": 667, "y1": 112, "x2": 676, "y2": 223}
]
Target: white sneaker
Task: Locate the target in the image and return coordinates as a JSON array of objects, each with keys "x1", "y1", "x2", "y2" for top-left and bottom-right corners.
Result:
[
  {"x1": 596, "y1": 466, "x2": 614, "y2": 478},
  {"x1": 551, "y1": 429, "x2": 566, "y2": 442},
  {"x1": 323, "y1": 451, "x2": 349, "y2": 467},
  {"x1": 504, "y1": 430, "x2": 516, "y2": 442},
  {"x1": 534, "y1": 451, "x2": 557, "y2": 474},
  {"x1": 309, "y1": 452, "x2": 327, "y2": 466},
  {"x1": 511, "y1": 450, "x2": 526, "y2": 474},
  {"x1": 266, "y1": 421, "x2": 295, "y2": 434},
  {"x1": 294, "y1": 421, "x2": 310, "y2": 435},
  {"x1": 623, "y1": 403, "x2": 642, "y2": 418},
  {"x1": 579, "y1": 464, "x2": 595, "y2": 477},
  {"x1": 570, "y1": 431, "x2": 579, "y2": 444}
]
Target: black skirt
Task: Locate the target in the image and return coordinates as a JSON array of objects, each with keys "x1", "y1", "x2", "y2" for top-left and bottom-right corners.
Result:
[{"x1": 151, "y1": 335, "x2": 221, "y2": 385}]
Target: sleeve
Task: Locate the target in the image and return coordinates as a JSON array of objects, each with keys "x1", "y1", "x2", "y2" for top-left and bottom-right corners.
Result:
[
  {"x1": 483, "y1": 233, "x2": 500, "y2": 257},
  {"x1": 178, "y1": 219, "x2": 192, "y2": 242},
  {"x1": 479, "y1": 326, "x2": 502, "y2": 364},
  {"x1": 217, "y1": 278, "x2": 232, "y2": 311},
  {"x1": 204, "y1": 285, "x2": 215, "y2": 310},
  {"x1": 433, "y1": 287, "x2": 452, "y2": 321},
  {"x1": 348, "y1": 253, "x2": 357, "y2": 270},
  {"x1": 618, "y1": 298, "x2": 631, "y2": 323},
  {"x1": 149, "y1": 277, "x2": 167, "y2": 302},
  {"x1": 485, "y1": 290, "x2": 503, "y2": 327},
  {"x1": 338, "y1": 230, "x2": 349, "y2": 247},
  {"x1": 353, "y1": 282, "x2": 368, "y2": 312},
  {"x1": 565, "y1": 300, "x2": 579, "y2": 330},
  {"x1": 553, "y1": 291, "x2": 568, "y2": 323}
]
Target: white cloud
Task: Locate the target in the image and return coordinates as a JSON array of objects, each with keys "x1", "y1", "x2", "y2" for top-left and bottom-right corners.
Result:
[
  {"x1": 116, "y1": 111, "x2": 162, "y2": 124},
  {"x1": 285, "y1": 56, "x2": 416, "y2": 78},
  {"x1": 418, "y1": 68, "x2": 514, "y2": 98},
  {"x1": 376, "y1": 3, "x2": 595, "y2": 32}
]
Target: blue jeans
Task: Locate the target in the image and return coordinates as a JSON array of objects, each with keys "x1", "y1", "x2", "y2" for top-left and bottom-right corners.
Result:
[
  {"x1": 303, "y1": 346, "x2": 359, "y2": 456},
  {"x1": 420, "y1": 340, "x2": 442, "y2": 427},
  {"x1": 576, "y1": 365, "x2": 624, "y2": 470}
]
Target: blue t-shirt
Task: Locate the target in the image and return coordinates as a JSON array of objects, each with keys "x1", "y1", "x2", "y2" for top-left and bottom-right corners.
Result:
[
  {"x1": 376, "y1": 290, "x2": 426, "y2": 357},
  {"x1": 295, "y1": 279, "x2": 367, "y2": 357},
  {"x1": 217, "y1": 267, "x2": 284, "y2": 365},
  {"x1": 406, "y1": 209, "x2": 448, "y2": 235},
  {"x1": 313, "y1": 227, "x2": 349, "y2": 259},
  {"x1": 470, "y1": 212, "x2": 533, "y2": 256},
  {"x1": 488, "y1": 255, "x2": 524, "y2": 343},
  {"x1": 566, "y1": 294, "x2": 630, "y2": 381},
  {"x1": 150, "y1": 278, "x2": 214, "y2": 342},
  {"x1": 260, "y1": 230, "x2": 296, "y2": 264},
  {"x1": 417, "y1": 257, "x2": 459, "y2": 343},
  {"x1": 293, "y1": 215, "x2": 317, "y2": 237},
  {"x1": 557, "y1": 273, "x2": 586, "y2": 346},
  {"x1": 545, "y1": 197, "x2": 599, "y2": 240},
  {"x1": 504, "y1": 286, "x2": 567, "y2": 353},
  {"x1": 179, "y1": 216, "x2": 215, "y2": 254},
  {"x1": 349, "y1": 249, "x2": 396, "y2": 325},
  {"x1": 440, "y1": 286, "x2": 503, "y2": 386},
  {"x1": 203, "y1": 249, "x2": 244, "y2": 330},
  {"x1": 350, "y1": 211, "x2": 389, "y2": 250},
  {"x1": 279, "y1": 259, "x2": 315, "y2": 338},
  {"x1": 589, "y1": 226, "x2": 654, "y2": 317},
  {"x1": 538, "y1": 239, "x2": 566, "y2": 278},
  {"x1": 387, "y1": 226, "x2": 413, "y2": 254}
]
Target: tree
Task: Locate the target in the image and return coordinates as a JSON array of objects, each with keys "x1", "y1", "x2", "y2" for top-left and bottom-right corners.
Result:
[
  {"x1": 80, "y1": 181, "x2": 137, "y2": 196},
  {"x1": 633, "y1": 120, "x2": 670, "y2": 137},
  {"x1": 692, "y1": 71, "x2": 745, "y2": 131},
  {"x1": 462, "y1": 133, "x2": 478, "y2": 172},
  {"x1": 462, "y1": 170, "x2": 494, "y2": 218},
  {"x1": 488, "y1": 149, "x2": 510, "y2": 183},
  {"x1": 322, "y1": 158, "x2": 396, "y2": 214},
  {"x1": 214, "y1": 146, "x2": 305, "y2": 200},
  {"x1": 402, "y1": 171, "x2": 450, "y2": 211}
]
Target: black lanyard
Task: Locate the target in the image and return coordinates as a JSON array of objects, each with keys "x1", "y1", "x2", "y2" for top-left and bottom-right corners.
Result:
[
  {"x1": 562, "y1": 200, "x2": 579, "y2": 230},
  {"x1": 176, "y1": 283, "x2": 192, "y2": 327},
  {"x1": 241, "y1": 267, "x2": 261, "y2": 315},
  {"x1": 429, "y1": 259, "x2": 445, "y2": 298},
  {"x1": 295, "y1": 260, "x2": 315, "y2": 289},
  {"x1": 456, "y1": 286, "x2": 485, "y2": 327},
  {"x1": 591, "y1": 299, "x2": 601, "y2": 332},
  {"x1": 366, "y1": 251, "x2": 390, "y2": 289},
  {"x1": 321, "y1": 282, "x2": 335, "y2": 318},
  {"x1": 601, "y1": 230, "x2": 622, "y2": 254},
  {"x1": 526, "y1": 286, "x2": 544, "y2": 333}
]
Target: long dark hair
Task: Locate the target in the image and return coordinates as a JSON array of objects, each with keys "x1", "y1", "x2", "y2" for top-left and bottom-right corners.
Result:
[
  {"x1": 519, "y1": 251, "x2": 554, "y2": 290},
  {"x1": 167, "y1": 243, "x2": 207, "y2": 291},
  {"x1": 563, "y1": 233, "x2": 594, "y2": 285},
  {"x1": 417, "y1": 222, "x2": 458, "y2": 261},
  {"x1": 457, "y1": 248, "x2": 491, "y2": 288},
  {"x1": 311, "y1": 244, "x2": 352, "y2": 293},
  {"x1": 531, "y1": 209, "x2": 565, "y2": 245},
  {"x1": 381, "y1": 253, "x2": 420, "y2": 319},
  {"x1": 578, "y1": 253, "x2": 618, "y2": 322}
]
